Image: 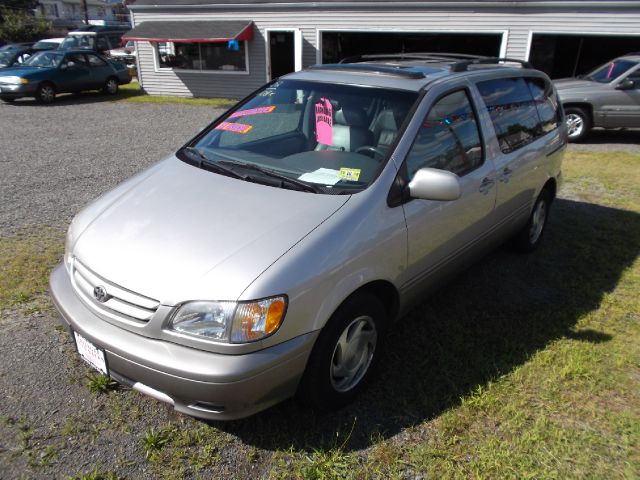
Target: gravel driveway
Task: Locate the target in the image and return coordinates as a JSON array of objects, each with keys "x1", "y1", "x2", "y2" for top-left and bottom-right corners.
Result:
[
  {"x1": 0, "y1": 97, "x2": 218, "y2": 235},
  {"x1": 0, "y1": 96, "x2": 638, "y2": 479}
]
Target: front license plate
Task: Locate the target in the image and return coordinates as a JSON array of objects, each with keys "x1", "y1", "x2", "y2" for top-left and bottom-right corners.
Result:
[{"x1": 74, "y1": 331, "x2": 108, "y2": 375}]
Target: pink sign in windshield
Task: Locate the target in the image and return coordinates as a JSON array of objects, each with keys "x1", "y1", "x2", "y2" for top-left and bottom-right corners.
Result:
[{"x1": 315, "y1": 98, "x2": 333, "y2": 145}]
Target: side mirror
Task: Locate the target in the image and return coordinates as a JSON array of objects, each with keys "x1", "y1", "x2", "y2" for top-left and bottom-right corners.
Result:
[
  {"x1": 408, "y1": 168, "x2": 462, "y2": 201},
  {"x1": 616, "y1": 79, "x2": 635, "y2": 90}
]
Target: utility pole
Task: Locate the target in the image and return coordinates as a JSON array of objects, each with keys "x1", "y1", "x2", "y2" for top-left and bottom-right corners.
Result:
[{"x1": 81, "y1": 0, "x2": 89, "y2": 24}]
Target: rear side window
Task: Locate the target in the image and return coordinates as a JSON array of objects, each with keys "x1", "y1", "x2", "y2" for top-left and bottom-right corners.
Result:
[
  {"x1": 405, "y1": 89, "x2": 483, "y2": 178},
  {"x1": 526, "y1": 77, "x2": 560, "y2": 134},
  {"x1": 476, "y1": 77, "x2": 540, "y2": 154}
]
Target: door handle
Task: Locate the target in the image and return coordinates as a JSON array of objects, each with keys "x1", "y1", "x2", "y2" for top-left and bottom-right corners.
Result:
[
  {"x1": 479, "y1": 177, "x2": 495, "y2": 194},
  {"x1": 500, "y1": 167, "x2": 513, "y2": 183}
]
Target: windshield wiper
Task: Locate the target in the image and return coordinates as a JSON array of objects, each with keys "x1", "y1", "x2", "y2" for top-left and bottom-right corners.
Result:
[
  {"x1": 219, "y1": 160, "x2": 320, "y2": 193},
  {"x1": 183, "y1": 147, "x2": 244, "y2": 179}
]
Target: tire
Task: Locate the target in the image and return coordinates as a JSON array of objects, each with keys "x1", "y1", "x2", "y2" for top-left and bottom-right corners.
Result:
[
  {"x1": 36, "y1": 82, "x2": 56, "y2": 104},
  {"x1": 509, "y1": 188, "x2": 552, "y2": 253},
  {"x1": 1, "y1": 97, "x2": 15, "y2": 103},
  {"x1": 564, "y1": 107, "x2": 592, "y2": 142},
  {"x1": 298, "y1": 292, "x2": 386, "y2": 411},
  {"x1": 103, "y1": 77, "x2": 119, "y2": 95}
]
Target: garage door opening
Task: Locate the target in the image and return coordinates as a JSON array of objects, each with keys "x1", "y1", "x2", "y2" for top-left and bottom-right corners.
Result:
[
  {"x1": 529, "y1": 33, "x2": 640, "y2": 79},
  {"x1": 321, "y1": 31, "x2": 503, "y2": 64}
]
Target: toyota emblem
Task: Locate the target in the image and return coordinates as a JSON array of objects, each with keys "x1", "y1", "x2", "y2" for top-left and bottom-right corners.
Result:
[{"x1": 93, "y1": 285, "x2": 110, "y2": 303}]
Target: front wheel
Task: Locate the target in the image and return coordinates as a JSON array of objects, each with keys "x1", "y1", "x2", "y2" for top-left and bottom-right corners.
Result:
[
  {"x1": 1, "y1": 97, "x2": 15, "y2": 103},
  {"x1": 103, "y1": 77, "x2": 119, "y2": 95},
  {"x1": 564, "y1": 107, "x2": 591, "y2": 142},
  {"x1": 36, "y1": 83, "x2": 56, "y2": 104},
  {"x1": 508, "y1": 188, "x2": 552, "y2": 253},
  {"x1": 298, "y1": 292, "x2": 386, "y2": 411}
]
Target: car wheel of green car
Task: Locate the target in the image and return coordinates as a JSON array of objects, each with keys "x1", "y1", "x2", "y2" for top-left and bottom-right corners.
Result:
[
  {"x1": 103, "y1": 77, "x2": 119, "y2": 95},
  {"x1": 36, "y1": 83, "x2": 56, "y2": 104}
]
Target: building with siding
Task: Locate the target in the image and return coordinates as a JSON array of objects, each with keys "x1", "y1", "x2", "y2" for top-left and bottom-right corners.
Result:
[{"x1": 125, "y1": 0, "x2": 640, "y2": 98}]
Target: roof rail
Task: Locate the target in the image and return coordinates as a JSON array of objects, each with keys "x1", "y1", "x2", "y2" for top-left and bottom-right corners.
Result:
[
  {"x1": 450, "y1": 57, "x2": 533, "y2": 72},
  {"x1": 307, "y1": 63, "x2": 426, "y2": 79},
  {"x1": 340, "y1": 52, "x2": 485, "y2": 64}
]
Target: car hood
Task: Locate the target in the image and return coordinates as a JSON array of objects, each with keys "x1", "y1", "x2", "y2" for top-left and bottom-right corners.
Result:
[
  {"x1": 71, "y1": 157, "x2": 349, "y2": 305},
  {"x1": 553, "y1": 78, "x2": 601, "y2": 90},
  {"x1": 0, "y1": 65, "x2": 54, "y2": 77}
]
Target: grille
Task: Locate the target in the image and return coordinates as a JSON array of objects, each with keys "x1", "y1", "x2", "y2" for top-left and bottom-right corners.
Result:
[{"x1": 71, "y1": 258, "x2": 160, "y2": 322}]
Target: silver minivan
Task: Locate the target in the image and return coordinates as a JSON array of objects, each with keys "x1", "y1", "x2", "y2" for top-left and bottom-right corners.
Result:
[{"x1": 50, "y1": 55, "x2": 566, "y2": 420}]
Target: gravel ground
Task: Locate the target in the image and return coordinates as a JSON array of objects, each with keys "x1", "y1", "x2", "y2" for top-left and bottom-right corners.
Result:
[
  {"x1": 0, "y1": 95, "x2": 218, "y2": 235},
  {"x1": 0, "y1": 95, "x2": 638, "y2": 479}
]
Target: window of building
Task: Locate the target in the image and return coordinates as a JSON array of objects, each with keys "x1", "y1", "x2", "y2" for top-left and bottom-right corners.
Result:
[
  {"x1": 156, "y1": 41, "x2": 247, "y2": 72},
  {"x1": 405, "y1": 89, "x2": 483, "y2": 178},
  {"x1": 476, "y1": 77, "x2": 540, "y2": 154}
]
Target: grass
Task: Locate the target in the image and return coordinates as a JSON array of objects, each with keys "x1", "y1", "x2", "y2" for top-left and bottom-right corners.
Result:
[
  {"x1": 0, "y1": 228, "x2": 63, "y2": 310},
  {"x1": 86, "y1": 373, "x2": 118, "y2": 394},
  {"x1": 0, "y1": 149, "x2": 638, "y2": 478},
  {"x1": 116, "y1": 82, "x2": 236, "y2": 108}
]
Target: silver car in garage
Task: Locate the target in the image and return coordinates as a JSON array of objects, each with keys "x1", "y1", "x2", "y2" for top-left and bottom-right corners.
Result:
[{"x1": 50, "y1": 54, "x2": 566, "y2": 420}]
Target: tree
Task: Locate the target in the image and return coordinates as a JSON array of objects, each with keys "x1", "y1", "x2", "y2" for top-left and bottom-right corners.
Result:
[{"x1": 0, "y1": 10, "x2": 51, "y2": 43}]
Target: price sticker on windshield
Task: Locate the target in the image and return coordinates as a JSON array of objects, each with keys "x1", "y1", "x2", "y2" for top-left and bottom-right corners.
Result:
[{"x1": 215, "y1": 121, "x2": 253, "y2": 134}]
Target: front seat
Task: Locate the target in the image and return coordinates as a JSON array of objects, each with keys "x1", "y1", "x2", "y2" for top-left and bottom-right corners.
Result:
[
  {"x1": 371, "y1": 109, "x2": 400, "y2": 151},
  {"x1": 316, "y1": 106, "x2": 373, "y2": 152}
]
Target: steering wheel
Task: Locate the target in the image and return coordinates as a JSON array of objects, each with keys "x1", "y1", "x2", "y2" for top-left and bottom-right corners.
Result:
[{"x1": 355, "y1": 145, "x2": 386, "y2": 159}]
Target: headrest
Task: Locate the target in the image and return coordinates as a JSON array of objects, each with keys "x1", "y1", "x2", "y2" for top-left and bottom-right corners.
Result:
[
  {"x1": 334, "y1": 106, "x2": 367, "y2": 128},
  {"x1": 374, "y1": 110, "x2": 399, "y2": 131}
]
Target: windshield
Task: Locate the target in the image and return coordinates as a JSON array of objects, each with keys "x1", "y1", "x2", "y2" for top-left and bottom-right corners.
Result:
[
  {"x1": 23, "y1": 51, "x2": 64, "y2": 67},
  {"x1": 0, "y1": 51, "x2": 15, "y2": 67},
  {"x1": 586, "y1": 59, "x2": 638, "y2": 83},
  {"x1": 60, "y1": 35, "x2": 95, "y2": 50},
  {"x1": 187, "y1": 79, "x2": 418, "y2": 193}
]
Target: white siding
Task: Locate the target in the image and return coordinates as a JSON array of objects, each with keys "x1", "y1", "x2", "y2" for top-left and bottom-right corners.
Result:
[{"x1": 132, "y1": 6, "x2": 640, "y2": 98}]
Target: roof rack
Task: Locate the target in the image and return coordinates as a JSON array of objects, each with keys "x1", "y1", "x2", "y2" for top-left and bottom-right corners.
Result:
[
  {"x1": 450, "y1": 57, "x2": 533, "y2": 72},
  {"x1": 307, "y1": 63, "x2": 426, "y2": 79},
  {"x1": 340, "y1": 52, "x2": 484, "y2": 64}
]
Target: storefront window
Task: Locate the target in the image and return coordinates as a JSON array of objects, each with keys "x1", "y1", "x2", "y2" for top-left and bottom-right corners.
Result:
[{"x1": 157, "y1": 41, "x2": 247, "y2": 72}]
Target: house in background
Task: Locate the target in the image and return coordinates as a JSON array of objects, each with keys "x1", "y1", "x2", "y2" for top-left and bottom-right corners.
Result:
[
  {"x1": 36, "y1": 0, "x2": 129, "y2": 29},
  {"x1": 125, "y1": 0, "x2": 640, "y2": 99}
]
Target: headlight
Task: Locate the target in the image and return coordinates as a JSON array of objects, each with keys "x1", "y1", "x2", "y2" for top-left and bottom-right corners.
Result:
[
  {"x1": 169, "y1": 296, "x2": 287, "y2": 344},
  {"x1": 0, "y1": 76, "x2": 28, "y2": 85}
]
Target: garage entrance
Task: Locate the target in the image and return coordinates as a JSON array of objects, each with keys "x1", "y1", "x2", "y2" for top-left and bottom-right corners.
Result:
[
  {"x1": 529, "y1": 33, "x2": 640, "y2": 79},
  {"x1": 321, "y1": 31, "x2": 503, "y2": 64}
]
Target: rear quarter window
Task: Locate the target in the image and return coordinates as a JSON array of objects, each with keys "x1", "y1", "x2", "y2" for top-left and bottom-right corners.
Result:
[{"x1": 476, "y1": 77, "x2": 540, "y2": 154}]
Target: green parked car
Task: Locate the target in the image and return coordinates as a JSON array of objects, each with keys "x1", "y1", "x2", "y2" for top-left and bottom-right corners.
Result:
[{"x1": 0, "y1": 49, "x2": 131, "y2": 104}]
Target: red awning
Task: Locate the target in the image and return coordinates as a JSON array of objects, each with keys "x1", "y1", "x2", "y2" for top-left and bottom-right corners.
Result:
[{"x1": 123, "y1": 20, "x2": 253, "y2": 43}]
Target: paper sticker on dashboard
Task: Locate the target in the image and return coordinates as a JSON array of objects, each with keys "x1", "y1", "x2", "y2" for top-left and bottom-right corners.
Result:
[
  {"x1": 315, "y1": 98, "x2": 333, "y2": 145},
  {"x1": 215, "y1": 122, "x2": 253, "y2": 134},
  {"x1": 229, "y1": 105, "x2": 276, "y2": 118}
]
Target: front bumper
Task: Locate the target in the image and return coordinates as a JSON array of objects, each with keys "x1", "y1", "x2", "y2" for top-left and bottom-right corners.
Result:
[
  {"x1": 49, "y1": 263, "x2": 318, "y2": 420},
  {"x1": 0, "y1": 83, "x2": 37, "y2": 98}
]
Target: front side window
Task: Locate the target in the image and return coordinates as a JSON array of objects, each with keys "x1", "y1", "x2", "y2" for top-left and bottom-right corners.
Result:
[
  {"x1": 157, "y1": 41, "x2": 247, "y2": 72},
  {"x1": 586, "y1": 60, "x2": 638, "y2": 83},
  {"x1": 477, "y1": 77, "x2": 540, "y2": 154},
  {"x1": 405, "y1": 90, "x2": 483, "y2": 179},
  {"x1": 182, "y1": 79, "x2": 419, "y2": 193}
]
